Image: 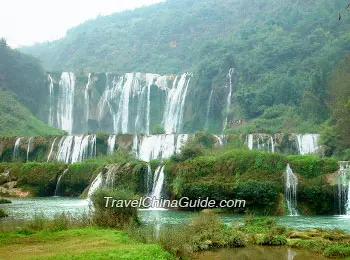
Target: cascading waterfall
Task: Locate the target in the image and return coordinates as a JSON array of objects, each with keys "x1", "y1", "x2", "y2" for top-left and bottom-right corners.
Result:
[
  {"x1": 222, "y1": 68, "x2": 235, "y2": 133},
  {"x1": 285, "y1": 164, "x2": 299, "y2": 216},
  {"x1": 56, "y1": 135, "x2": 96, "y2": 163},
  {"x1": 270, "y1": 136, "x2": 275, "y2": 153},
  {"x1": 247, "y1": 134, "x2": 253, "y2": 150},
  {"x1": 57, "y1": 72, "x2": 75, "y2": 134},
  {"x1": 26, "y1": 137, "x2": 33, "y2": 162},
  {"x1": 296, "y1": 134, "x2": 320, "y2": 155},
  {"x1": 54, "y1": 168, "x2": 69, "y2": 196},
  {"x1": 204, "y1": 89, "x2": 214, "y2": 130},
  {"x1": 107, "y1": 135, "x2": 116, "y2": 154},
  {"x1": 151, "y1": 165, "x2": 165, "y2": 202},
  {"x1": 136, "y1": 134, "x2": 188, "y2": 162},
  {"x1": 162, "y1": 73, "x2": 192, "y2": 134},
  {"x1": 47, "y1": 137, "x2": 57, "y2": 162},
  {"x1": 13, "y1": 137, "x2": 21, "y2": 159},
  {"x1": 337, "y1": 161, "x2": 350, "y2": 215},
  {"x1": 84, "y1": 73, "x2": 92, "y2": 126},
  {"x1": 88, "y1": 173, "x2": 102, "y2": 198},
  {"x1": 48, "y1": 74, "x2": 54, "y2": 126}
]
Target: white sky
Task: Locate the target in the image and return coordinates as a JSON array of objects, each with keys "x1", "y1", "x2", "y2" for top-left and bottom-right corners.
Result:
[{"x1": 0, "y1": 0, "x2": 164, "y2": 48}]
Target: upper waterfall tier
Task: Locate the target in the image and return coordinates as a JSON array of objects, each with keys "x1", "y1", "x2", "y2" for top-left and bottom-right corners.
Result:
[{"x1": 47, "y1": 72, "x2": 192, "y2": 135}]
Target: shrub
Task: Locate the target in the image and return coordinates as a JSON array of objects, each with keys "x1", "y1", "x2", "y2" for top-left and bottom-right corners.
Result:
[
  {"x1": 0, "y1": 198, "x2": 11, "y2": 204},
  {"x1": 91, "y1": 188, "x2": 140, "y2": 229},
  {"x1": 0, "y1": 208, "x2": 8, "y2": 218}
]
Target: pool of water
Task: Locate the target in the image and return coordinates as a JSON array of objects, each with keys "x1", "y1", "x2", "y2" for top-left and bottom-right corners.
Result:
[{"x1": 1, "y1": 197, "x2": 350, "y2": 232}]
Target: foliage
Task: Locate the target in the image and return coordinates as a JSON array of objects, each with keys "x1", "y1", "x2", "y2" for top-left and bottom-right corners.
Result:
[
  {"x1": 0, "y1": 208, "x2": 7, "y2": 218},
  {"x1": 90, "y1": 188, "x2": 140, "y2": 229},
  {"x1": 0, "y1": 198, "x2": 11, "y2": 204}
]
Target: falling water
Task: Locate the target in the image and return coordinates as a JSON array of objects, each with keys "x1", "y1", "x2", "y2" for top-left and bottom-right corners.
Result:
[
  {"x1": 151, "y1": 165, "x2": 165, "y2": 203},
  {"x1": 296, "y1": 134, "x2": 320, "y2": 155},
  {"x1": 88, "y1": 173, "x2": 103, "y2": 198},
  {"x1": 247, "y1": 134, "x2": 253, "y2": 150},
  {"x1": 48, "y1": 74, "x2": 54, "y2": 126},
  {"x1": 222, "y1": 68, "x2": 235, "y2": 133},
  {"x1": 204, "y1": 89, "x2": 214, "y2": 131},
  {"x1": 107, "y1": 135, "x2": 116, "y2": 154},
  {"x1": 56, "y1": 135, "x2": 96, "y2": 163},
  {"x1": 337, "y1": 161, "x2": 350, "y2": 215},
  {"x1": 26, "y1": 137, "x2": 33, "y2": 162},
  {"x1": 54, "y1": 168, "x2": 69, "y2": 196},
  {"x1": 285, "y1": 164, "x2": 298, "y2": 216},
  {"x1": 270, "y1": 136, "x2": 275, "y2": 153},
  {"x1": 57, "y1": 72, "x2": 75, "y2": 134},
  {"x1": 162, "y1": 73, "x2": 192, "y2": 134},
  {"x1": 84, "y1": 73, "x2": 92, "y2": 126},
  {"x1": 13, "y1": 137, "x2": 21, "y2": 159},
  {"x1": 47, "y1": 137, "x2": 57, "y2": 162}
]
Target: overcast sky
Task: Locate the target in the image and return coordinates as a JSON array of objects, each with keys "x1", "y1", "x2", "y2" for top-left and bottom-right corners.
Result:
[{"x1": 0, "y1": 0, "x2": 164, "y2": 48}]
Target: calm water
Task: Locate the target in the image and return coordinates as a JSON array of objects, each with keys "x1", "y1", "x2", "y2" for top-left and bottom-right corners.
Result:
[{"x1": 1, "y1": 197, "x2": 350, "y2": 232}]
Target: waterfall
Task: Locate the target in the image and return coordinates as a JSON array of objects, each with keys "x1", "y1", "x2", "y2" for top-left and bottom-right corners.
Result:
[
  {"x1": 13, "y1": 137, "x2": 21, "y2": 159},
  {"x1": 204, "y1": 89, "x2": 214, "y2": 131},
  {"x1": 54, "y1": 168, "x2": 68, "y2": 196},
  {"x1": 88, "y1": 173, "x2": 103, "y2": 198},
  {"x1": 48, "y1": 74, "x2": 54, "y2": 126},
  {"x1": 285, "y1": 164, "x2": 298, "y2": 216},
  {"x1": 56, "y1": 135, "x2": 96, "y2": 163},
  {"x1": 296, "y1": 134, "x2": 320, "y2": 155},
  {"x1": 162, "y1": 73, "x2": 192, "y2": 134},
  {"x1": 26, "y1": 137, "x2": 33, "y2": 162},
  {"x1": 57, "y1": 72, "x2": 75, "y2": 134},
  {"x1": 247, "y1": 134, "x2": 253, "y2": 150},
  {"x1": 84, "y1": 73, "x2": 92, "y2": 126},
  {"x1": 107, "y1": 135, "x2": 116, "y2": 154},
  {"x1": 214, "y1": 135, "x2": 224, "y2": 146},
  {"x1": 137, "y1": 134, "x2": 188, "y2": 162},
  {"x1": 270, "y1": 136, "x2": 275, "y2": 153},
  {"x1": 222, "y1": 68, "x2": 235, "y2": 133},
  {"x1": 151, "y1": 165, "x2": 165, "y2": 202},
  {"x1": 47, "y1": 137, "x2": 57, "y2": 162},
  {"x1": 337, "y1": 161, "x2": 350, "y2": 215}
]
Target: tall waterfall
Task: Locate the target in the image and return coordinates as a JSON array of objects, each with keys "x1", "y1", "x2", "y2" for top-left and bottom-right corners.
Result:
[
  {"x1": 337, "y1": 161, "x2": 350, "y2": 215},
  {"x1": 84, "y1": 73, "x2": 92, "y2": 127},
  {"x1": 204, "y1": 89, "x2": 214, "y2": 130},
  {"x1": 162, "y1": 73, "x2": 192, "y2": 134},
  {"x1": 56, "y1": 135, "x2": 96, "y2": 163},
  {"x1": 48, "y1": 75, "x2": 54, "y2": 126},
  {"x1": 285, "y1": 164, "x2": 298, "y2": 216},
  {"x1": 26, "y1": 137, "x2": 33, "y2": 162},
  {"x1": 107, "y1": 135, "x2": 116, "y2": 154},
  {"x1": 151, "y1": 165, "x2": 165, "y2": 202},
  {"x1": 136, "y1": 134, "x2": 188, "y2": 162},
  {"x1": 57, "y1": 72, "x2": 75, "y2": 134},
  {"x1": 296, "y1": 134, "x2": 320, "y2": 155},
  {"x1": 13, "y1": 137, "x2": 21, "y2": 159},
  {"x1": 88, "y1": 173, "x2": 103, "y2": 198},
  {"x1": 222, "y1": 68, "x2": 235, "y2": 133}
]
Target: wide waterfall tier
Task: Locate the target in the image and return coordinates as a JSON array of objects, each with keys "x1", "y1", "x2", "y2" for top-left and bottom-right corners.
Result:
[
  {"x1": 46, "y1": 72, "x2": 192, "y2": 134},
  {"x1": 285, "y1": 164, "x2": 299, "y2": 216},
  {"x1": 337, "y1": 161, "x2": 350, "y2": 215}
]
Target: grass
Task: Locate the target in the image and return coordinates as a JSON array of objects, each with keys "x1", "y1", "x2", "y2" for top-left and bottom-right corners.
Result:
[{"x1": 0, "y1": 227, "x2": 174, "y2": 260}]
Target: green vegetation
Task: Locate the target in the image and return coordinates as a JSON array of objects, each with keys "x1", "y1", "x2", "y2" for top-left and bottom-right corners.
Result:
[
  {"x1": 0, "y1": 198, "x2": 11, "y2": 204},
  {"x1": 0, "y1": 208, "x2": 7, "y2": 218}
]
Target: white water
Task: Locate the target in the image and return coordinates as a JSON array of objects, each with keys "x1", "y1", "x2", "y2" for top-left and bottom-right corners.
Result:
[
  {"x1": 162, "y1": 73, "x2": 192, "y2": 134},
  {"x1": 88, "y1": 173, "x2": 103, "y2": 198},
  {"x1": 204, "y1": 89, "x2": 214, "y2": 130},
  {"x1": 107, "y1": 135, "x2": 116, "y2": 154},
  {"x1": 54, "y1": 168, "x2": 69, "y2": 196},
  {"x1": 56, "y1": 135, "x2": 96, "y2": 163},
  {"x1": 151, "y1": 165, "x2": 165, "y2": 202},
  {"x1": 270, "y1": 136, "x2": 275, "y2": 153},
  {"x1": 285, "y1": 164, "x2": 299, "y2": 216},
  {"x1": 247, "y1": 134, "x2": 253, "y2": 150},
  {"x1": 48, "y1": 74, "x2": 54, "y2": 126},
  {"x1": 214, "y1": 135, "x2": 224, "y2": 146},
  {"x1": 136, "y1": 134, "x2": 188, "y2": 162},
  {"x1": 222, "y1": 68, "x2": 234, "y2": 133},
  {"x1": 26, "y1": 137, "x2": 33, "y2": 162},
  {"x1": 337, "y1": 161, "x2": 350, "y2": 215},
  {"x1": 84, "y1": 73, "x2": 92, "y2": 127},
  {"x1": 57, "y1": 72, "x2": 75, "y2": 134},
  {"x1": 296, "y1": 134, "x2": 320, "y2": 155},
  {"x1": 47, "y1": 137, "x2": 57, "y2": 162},
  {"x1": 13, "y1": 137, "x2": 21, "y2": 159}
]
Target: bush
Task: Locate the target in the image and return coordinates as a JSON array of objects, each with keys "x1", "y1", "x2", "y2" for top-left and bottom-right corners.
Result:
[
  {"x1": 0, "y1": 198, "x2": 11, "y2": 204},
  {"x1": 174, "y1": 139, "x2": 205, "y2": 161},
  {"x1": 0, "y1": 208, "x2": 8, "y2": 218},
  {"x1": 91, "y1": 188, "x2": 140, "y2": 229}
]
